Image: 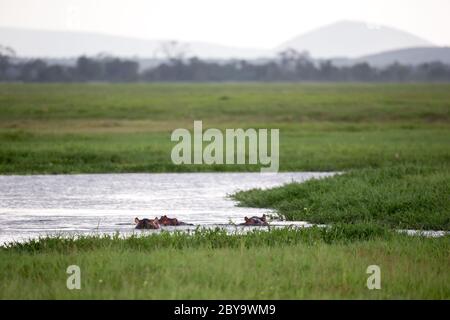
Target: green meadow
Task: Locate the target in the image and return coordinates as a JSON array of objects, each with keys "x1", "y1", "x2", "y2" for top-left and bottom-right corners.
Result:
[
  {"x1": 1, "y1": 227, "x2": 449, "y2": 299},
  {"x1": 0, "y1": 83, "x2": 449, "y2": 299},
  {"x1": 0, "y1": 83, "x2": 449, "y2": 174}
]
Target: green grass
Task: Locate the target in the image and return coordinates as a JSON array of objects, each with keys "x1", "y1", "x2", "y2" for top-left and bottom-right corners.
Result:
[
  {"x1": 233, "y1": 165, "x2": 450, "y2": 230},
  {"x1": 1, "y1": 83, "x2": 449, "y2": 299},
  {"x1": 1, "y1": 227, "x2": 449, "y2": 299},
  {"x1": 0, "y1": 83, "x2": 449, "y2": 174},
  {"x1": 1, "y1": 83, "x2": 449, "y2": 122},
  {"x1": 4, "y1": 224, "x2": 394, "y2": 252},
  {"x1": 1, "y1": 125, "x2": 449, "y2": 173}
]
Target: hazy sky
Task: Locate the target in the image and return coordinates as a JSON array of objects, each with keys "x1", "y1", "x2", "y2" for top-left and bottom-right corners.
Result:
[{"x1": 1, "y1": 0, "x2": 449, "y2": 48}]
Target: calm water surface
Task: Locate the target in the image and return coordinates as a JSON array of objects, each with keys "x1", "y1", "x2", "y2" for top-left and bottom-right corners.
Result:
[{"x1": 0, "y1": 172, "x2": 335, "y2": 244}]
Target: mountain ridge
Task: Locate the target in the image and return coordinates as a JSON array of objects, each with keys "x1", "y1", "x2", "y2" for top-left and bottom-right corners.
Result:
[
  {"x1": 350, "y1": 46, "x2": 450, "y2": 67},
  {"x1": 0, "y1": 26, "x2": 268, "y2": 59},
  {"x1": 0, "y1": 21, "x2": 446, "y2": 63},
  {"x1": 278, "y1": 20, "x2": 434, "y2": 58}
]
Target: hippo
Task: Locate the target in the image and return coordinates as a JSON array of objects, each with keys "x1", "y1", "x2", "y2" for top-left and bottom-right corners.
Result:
[
  {"x1": 241, "y1": 214, "x2": 269, "y2": 226},
  {"x1": 134, "y1": 217, "x2": 160, "y2": 229},
  {"x1": 158, "y1": 215, "x2": 193, "y2": 226}
]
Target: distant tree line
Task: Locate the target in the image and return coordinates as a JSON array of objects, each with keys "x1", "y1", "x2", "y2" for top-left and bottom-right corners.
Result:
[{"x1": 1, "y1": 46, "x2": 450, "y2": 82}]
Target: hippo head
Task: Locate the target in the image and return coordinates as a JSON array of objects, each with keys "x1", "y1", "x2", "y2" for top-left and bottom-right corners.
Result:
[
  {"x1": 244, "y1": 216, "x2": 252, "y2": 225},
  {"x1": 159, "y1": 215, "x2": 179, "y2": 226},
  {"x1": 134, "y1": 217, "x2": 160, "y2": 229},
  {"x1": 243, "y1": 215, "x2": 267, "y2": 226}
]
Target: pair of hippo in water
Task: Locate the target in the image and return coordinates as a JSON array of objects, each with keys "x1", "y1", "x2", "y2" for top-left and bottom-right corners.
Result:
[
  {"x1": 134, "y1": 214, "x2": 268, "y2": 229},
  {"x1": 134, "y1": 215, "x2": 192, "y2": 229}
]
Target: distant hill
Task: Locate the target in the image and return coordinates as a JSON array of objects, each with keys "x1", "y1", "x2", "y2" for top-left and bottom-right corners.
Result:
[
  {"x1": 2, "y1": 22, "x2": 448, "y2": 66},
  {"x1": 349, "y1": 47, "x2": 450, "y2": 67},
  {"x1": 0, "y1": 27, "x2": 268, "y2": 59},
  {"x1": 277, "y1": 20, "x2": 434, "y2": 58}
]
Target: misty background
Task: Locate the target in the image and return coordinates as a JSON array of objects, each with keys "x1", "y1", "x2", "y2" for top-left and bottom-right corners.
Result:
[{"x1": 1, "y1": 0, "x2": 450, "y2": 82}]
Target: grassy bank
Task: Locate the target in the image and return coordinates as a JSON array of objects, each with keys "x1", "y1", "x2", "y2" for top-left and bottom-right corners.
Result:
[
  {"x1": 233, "y1": 165, "x2": 450, "y2": 230},
  {"x1": 1, "y1": 227, "x2": 449, "y2": 299}
]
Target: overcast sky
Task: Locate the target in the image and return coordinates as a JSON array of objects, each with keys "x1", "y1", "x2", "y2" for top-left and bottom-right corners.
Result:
[{"x1": 1, "y1": 0, "x2": 449, "y2": 48}]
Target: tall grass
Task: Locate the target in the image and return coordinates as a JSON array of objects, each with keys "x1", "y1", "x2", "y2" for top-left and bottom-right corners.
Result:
[
  {"x1": 0, "y1": 227, "x2": 448, "y2": 299},
  {"x1": 2, "y1": 224, "x2": 394, "y2": 253}
]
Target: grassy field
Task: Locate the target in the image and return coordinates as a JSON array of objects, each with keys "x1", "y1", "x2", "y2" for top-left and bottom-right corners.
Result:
[
  {"x1": 1, "y1": 227, "x2": 449, "y2": 299},
  {"x1": 0, "y1": 83, "x2": 449, "y2": 173},
  {"x1": 0, "y1": 83, "x2": 449, "y2": 299}
]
